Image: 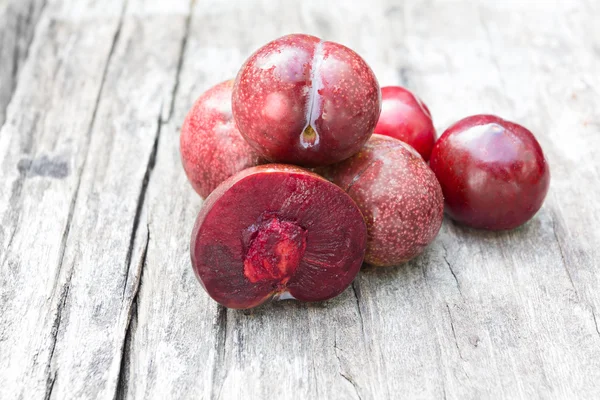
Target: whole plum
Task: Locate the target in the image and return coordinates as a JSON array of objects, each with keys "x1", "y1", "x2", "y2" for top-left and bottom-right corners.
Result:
[
  {"x1": 233, "y1": 34, "x2": 381, "y2": 167},
  {"x1": 429, "y1": 115, "x2": 550, "y2": 230}
]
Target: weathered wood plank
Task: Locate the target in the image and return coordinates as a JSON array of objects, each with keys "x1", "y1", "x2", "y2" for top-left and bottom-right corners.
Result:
[
  {"x1": 0, "y1": 0, "x2": 190, "y2": 398},
  {"x1": 42, "y1": 1, "x2": 193, "y2": 399},
  {"x1": 0, "y1": 1, "x2": 128, "y2": 397},
  {"x1": 1, "y1": 0, "x2": 599, "y2": 399},
  {"x1": 0, "y1": 0, "x2": 46, "y2": 127}
]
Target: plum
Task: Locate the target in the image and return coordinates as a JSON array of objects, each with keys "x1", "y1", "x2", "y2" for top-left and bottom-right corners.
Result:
[
  {"x1": 232, "y1": 34, "x2": 381, "y2": 167},
  {"x1": 190, "y1": 164, "x2": 367, "y2": 309},
  {"x1": 180, "y1": 80, "x2": 262, "y2": 198},
  {"x1": 319, "y1": 134, "x2": 444, "y2": 267},
  {"x1": 429, "y1": 114, "x2": 550, "y2": 230},
  {"x1": 374, "y1": 86, "x2": 436, "y2": 161}
]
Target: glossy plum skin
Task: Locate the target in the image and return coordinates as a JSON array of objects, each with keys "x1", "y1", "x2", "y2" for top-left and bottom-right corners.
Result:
[
  {"x1": 318, "y1": 135, "x2": 444, "y2": 267},
  {"x1": 191, "y1": 164, "x2": 367, "y2": 309},
  {"x1": 429, "y1": 115, "x2": 550, "y2": 230},
  {"x1": 374, "y1": 86, "x2": 436, "y2": 161},
  {"x1": 232, "y1": 34, "x2": 381, "y2": 167},
  {"x1": 180, "y1": 80, "x2": 262, "y2": 198}
]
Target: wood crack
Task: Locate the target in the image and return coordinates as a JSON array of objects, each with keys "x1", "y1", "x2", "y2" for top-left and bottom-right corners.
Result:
[
  {"x1": 351, "y1": 280, "x2": 367, "y2": 344},
  {"x1": 551, "y1": 212, "x2": 579, "y2": 299},
  {"x1": 419, "y1": 262, "x2": 452, "y2": 400},
  {"x1": 44, "y1": 371, "x2": 56, "y2": 400},
  {"x1": 122, "y1": 115, "x2": 160, "y2": 300},
  {"x1": 43, "y1": 1, "x2": 128, "y2": 394},
  {"x1": 446, "y1": 304, "x2": 465, "y2": 361},
  {"x1": 592, "y1": 310, "x2": 600, "y2": 339},
  {"x1": 114, "y1": 1, "x2": 193, "y2": 395},
  {"x1": 11, "y1": 6, "x2": 22, "y2": 88},
  {"x1": 551, "y1": 207, "x2": 600, "y2": 342},
  {"x1": 333, "y1": 337, "x2": 362, "y2": 400},
  {"x1": 50, "y1": 0, "x2": 126, "y2": 294},
  {"x1": 441, "y1": 243, "x2": 463, "y2": 298},
  {"x1": 211, "y1": 305, "x2": 228, "y2": 400},
  {"x1": 164, "y1": 0, "x2": 196, "y2": 123},
  {"x1": 44, "y1": 269, "x2": 73, "y2": 400},
  {"x1": 0, "y1": 222, "x2": 18, "y2": 271},
  {"x1": 114, "y1": 229, "x2": 149, "y2": 400},
  {"x1": 443, "y1": 255, "x2": 462, "y2": 296}
]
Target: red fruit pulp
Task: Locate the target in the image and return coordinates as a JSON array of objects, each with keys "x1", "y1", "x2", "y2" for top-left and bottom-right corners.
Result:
[
  {"x1": 374, "y1": 86, "x2": 436, "y2": 161},
  {"x1": 180, "y1": 80, "x2": 262, "y2": 198},
  {"x1": 191, "y1": 165, "x2": 367, "y2": 309},
  {"x1": 232, "y1": 34, "x2": 381, "y2": 167},
  {"x1": 319, "y1": 135, "x2": 444, "y2": 267},
  {"x1": 243, "y1": 217, "x2": 306, "y2": 284},
  {"x1": 429, "y1": 115, "x2": 550, "y2": 230}
]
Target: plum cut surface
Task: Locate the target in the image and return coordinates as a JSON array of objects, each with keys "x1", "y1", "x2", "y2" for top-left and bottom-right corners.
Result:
[
  {"x1": 232, "y1": 34, "x2": 381, "y2": 167},
  {"x1": 429, "y1": 114, "x2": 550, "y2": 230},
  {"x1": 191, "y1": 165, "x2": 367, "y2": 309}
]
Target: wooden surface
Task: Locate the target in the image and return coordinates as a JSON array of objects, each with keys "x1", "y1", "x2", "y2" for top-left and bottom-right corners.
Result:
[{"x1": 1, "y1": 0, "x2": 599, "y2": 398}]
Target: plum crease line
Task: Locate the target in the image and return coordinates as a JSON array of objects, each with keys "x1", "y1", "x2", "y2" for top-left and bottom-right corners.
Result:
[{"x1": 300, "y1": 40, "x2": 324, "y2": 148}]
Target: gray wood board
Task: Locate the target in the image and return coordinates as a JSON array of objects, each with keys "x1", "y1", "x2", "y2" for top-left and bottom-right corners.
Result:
[
  {"x1": 0, "y1": 0, "x2": 46, "y2": 127},
  {"x1": 1, "y1": 0, "x2": 599, "y2": 399}
]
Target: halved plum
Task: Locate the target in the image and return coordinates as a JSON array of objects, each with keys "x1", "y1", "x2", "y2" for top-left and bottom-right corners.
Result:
[{"x1": 190, "y1": 164, "x2": 367, "y2": 309}]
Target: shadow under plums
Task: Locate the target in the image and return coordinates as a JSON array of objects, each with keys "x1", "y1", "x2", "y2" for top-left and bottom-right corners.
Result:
[
  {"x1": 231, "y1": 211, "x2": 551, "y2": 319},
  {"x1": 232, "y1": 286, "x2": 352, "y2": 319},
  {"x1": 440, "y1": 211, "x2": 552, "y2": 250}
]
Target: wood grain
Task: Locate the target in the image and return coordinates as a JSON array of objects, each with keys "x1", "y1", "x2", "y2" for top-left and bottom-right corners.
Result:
[
  {"x1": 0, "y1": 0, "x2": 46, "y2": 127},
  {"x1": 1, "y1": 0, "x2": 599, "y2": 399}
]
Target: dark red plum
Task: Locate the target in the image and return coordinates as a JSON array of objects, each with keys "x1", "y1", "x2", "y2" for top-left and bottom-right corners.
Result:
[
  {"x1": 429, "y1": 114, "x2": 550, "y2": 230},
  {"x1": 191, "y1": 164, "x2": 367, "y2": 309},
  {"x1": 374, "y1": 86, "x2": 436, "y2": 161},
  {"x1": 319, "y1": 135, "x2": 444, "y2": 267},
  {"x1": 180, "y1": 80, "x2": 262, "y2": 198},
  {"x1": 232, "y1": 34, "x2": 381, "y2": 167}
]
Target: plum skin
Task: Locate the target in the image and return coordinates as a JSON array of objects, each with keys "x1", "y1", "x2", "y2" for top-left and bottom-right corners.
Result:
[
  {"x1": 318, "y1": 134, "x2": 444, "y2": 267},
  {"x1": 429, "y1": 114, "x2": 550, "y2": 230},
  {"x1": 374, "y1": 86, "x2": 436, "y2": 161},
  {"x1": 180, "y1": 80, "x2": 262, "y2": 198},
  {"x1": 232, "y1": 34, "x2": 381, "y2": 167},
  {"x1": 191, "y1": 164, "x2": 367, "y2": 309}
]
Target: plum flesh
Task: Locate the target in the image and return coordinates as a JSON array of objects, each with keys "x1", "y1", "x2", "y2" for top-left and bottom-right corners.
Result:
[
  {"x1": 319, "y1": 134, "x2": 444, "y2": 267},
  {"x1": 374, "y1": 86, "x2": 436, "y2": 161},
  {"x1": 191, "y1": 164, "x2": 367, "y2": 309},
  {"x1": 232, "y1": 34, "x2": 381, "y2": 167},
  {"x1": 180, "y1": 80, "x2": 262, "y2": 198},
  {"x1": 429, "y1": 114, "x2": 550, "y2": 230}
]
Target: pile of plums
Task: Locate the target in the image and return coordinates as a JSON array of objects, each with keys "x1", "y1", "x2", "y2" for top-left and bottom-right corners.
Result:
[{"x1": 181, "y1": 34, "x2": 550, "y2": 309}]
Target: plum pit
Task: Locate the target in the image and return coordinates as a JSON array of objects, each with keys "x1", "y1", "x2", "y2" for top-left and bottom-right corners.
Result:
[{"x1": 243, "y1": 216, "x2": 307, "y2": 285}]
